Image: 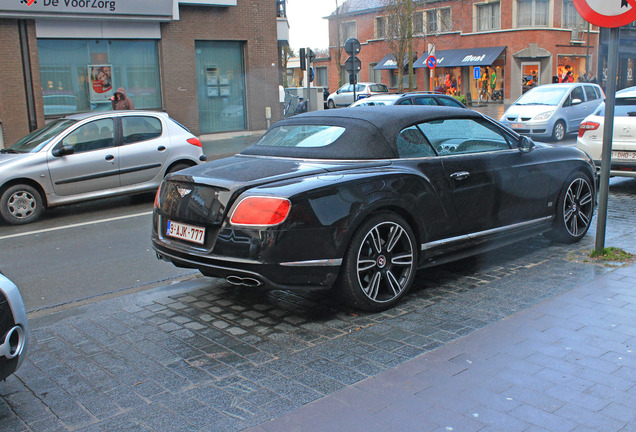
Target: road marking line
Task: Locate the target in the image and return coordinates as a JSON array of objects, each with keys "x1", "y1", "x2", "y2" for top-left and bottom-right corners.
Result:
[{"x1": 0, "y1": 211, "x2": 153, "y2": 240}]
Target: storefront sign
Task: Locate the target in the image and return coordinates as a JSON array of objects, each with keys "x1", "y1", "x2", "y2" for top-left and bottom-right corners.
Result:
[{"x1": 0, "y1": 0, "x2": 174, "y2": 19}]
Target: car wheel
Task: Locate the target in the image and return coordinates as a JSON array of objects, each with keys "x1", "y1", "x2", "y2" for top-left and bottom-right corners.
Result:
[
  {"x1": 0, "y1": 184, "x2": 44, "y2": 225},
  {"x1": 327, "y1": 100, "x2": 336, "y2": 109},
  {"x1": 338, "y1": 212, "x2": 417, "y2": 311},
  {"x1": 165, "y1": 163, "x2": 190, "y2": 176},
  {"x1": 552, "y1": 120, "x2": 566, "y2": 141},
  {"x1": 545, "y1": 172, "x2": 594, "y2": 243}
]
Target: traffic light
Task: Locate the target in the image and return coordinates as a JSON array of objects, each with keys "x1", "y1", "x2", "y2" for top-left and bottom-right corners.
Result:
[
  {"x1": 299, "y1": 48, "x2": 306, "y2": 71},
  {"x1": 308, "y1": 67, "x2": 314, "y2": 83}
]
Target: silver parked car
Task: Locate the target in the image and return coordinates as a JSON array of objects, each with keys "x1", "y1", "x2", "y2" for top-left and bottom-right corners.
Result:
[
  {"x1": 0, "y1": 111, "x2": 206, "y2": 225},
  {"x1": 327, "y1": 82, "x2": 389, "y2": 108},
  {"x1": 499, "y1": 83, "x2": 604, "y2": 141},
  {"x1": 0, "y1": 272, "x2": 28, "y2": 382}
]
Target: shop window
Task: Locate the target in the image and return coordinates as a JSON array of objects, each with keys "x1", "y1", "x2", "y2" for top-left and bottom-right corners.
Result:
[
  {"x1": 369, "y1": 64, "x2": 382, "y2": 84},
  {"x1": 517, "y1": 0, "x2": 549, "y2": 28},
  {"x1": 38, "y1": 39, "x2": 161, "y2": 116},
  {"x1": 340, "y1": 21, "x2": 357, "y2": 45},
  {"x1": 476, "y1": 2, "x2": 500, "y2": 31},
  {"x1": 195, "y1": 41, "x2": 246, "y2": 134},
  {"x1": 562, "y1": 0, "x2": 585, "y2": 29}
]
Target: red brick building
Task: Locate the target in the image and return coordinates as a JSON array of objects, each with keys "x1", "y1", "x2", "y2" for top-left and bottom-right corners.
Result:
[
  {"x1": 0, "y1": 0, "x2": 288, "y2": 148},
  {"x1": 327, "y1": 0, "x2": 600, "y2": 105}
]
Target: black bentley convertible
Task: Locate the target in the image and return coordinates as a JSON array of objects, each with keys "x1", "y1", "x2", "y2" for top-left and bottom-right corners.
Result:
[{"x1": 152, "y1": 106, "x2": 596, "y2": 311}]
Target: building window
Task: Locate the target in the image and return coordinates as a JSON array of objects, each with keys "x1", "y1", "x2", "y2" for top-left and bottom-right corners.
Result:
[
  {"x1": 340, "y1": 21, "x2": 357, "y2": 45},
  {"x1": 426, "y1": 8, "x2": 451, "y2": 34},
  {"x1": 375, "y1": 16, "x2": 387, "y2": 39},
  {"x1": 476, "y1": 2, "x2": 500, "y2": 31},
  {"x1": 413, "y1": 12, "x2": 424, "y2": 35},
  {"x1": 38, "y1": 39, "x2": 161, "y2": 116},
  {"x1": 517, "y1": 0, "x2": 549, "y2": 27},
  {"x1": 315, "y1": 66, "x2": 328, "y2": 87},
  {"x1": 563, "y1": 0, "x2": 585, "y2": 29},
  {"x1": 369, "y1": 63, "x2": 382, "y2": 83}
]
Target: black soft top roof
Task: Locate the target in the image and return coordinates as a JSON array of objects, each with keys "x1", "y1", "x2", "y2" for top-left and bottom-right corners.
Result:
[{"x1": 241, "y1": 105, "x2": 485, "y2": 160}]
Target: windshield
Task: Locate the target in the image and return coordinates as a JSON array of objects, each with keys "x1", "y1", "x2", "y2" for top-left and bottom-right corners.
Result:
[
  {"x1": 251, "y1": 125, "x2": 346, "y2": 148},
  {"x1": 6, "y1": 119, "x2": 76, "y2": 153},
  {"x1": 514, "y1": 86, "x2": 568, "y2": 106},
  {"x1": 594, "y1": 97, "x2": 636, "y2": 117}
]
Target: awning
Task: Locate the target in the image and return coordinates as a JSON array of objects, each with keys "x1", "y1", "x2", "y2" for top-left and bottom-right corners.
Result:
[
  {"x1": 373, "y1": 53, "x2": 418, "y2": 70},
  {"x1": 413, "y1": 46, "x2": 506, "y2": 68}
]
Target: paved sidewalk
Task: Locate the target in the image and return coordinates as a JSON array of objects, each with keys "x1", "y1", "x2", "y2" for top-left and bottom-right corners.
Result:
[{"x1": 248, "y1": 263, "x2": 636, "y2": 432}]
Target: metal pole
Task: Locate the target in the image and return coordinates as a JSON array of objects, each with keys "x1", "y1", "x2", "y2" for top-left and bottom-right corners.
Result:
[
  {"x1": 585, "y1": 22, "x2": 591, "y2": 75},
  {"x1": 595, "y1": 26, "x2": 619, "y2": 252},
  {"x1": 19, "y1": 20, "x2": 37, "y2": 132}
]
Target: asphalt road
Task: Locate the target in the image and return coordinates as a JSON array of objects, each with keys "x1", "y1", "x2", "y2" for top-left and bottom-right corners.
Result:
[{"x1": 0, "y1": 193, "x2": 197, "y2": 314}]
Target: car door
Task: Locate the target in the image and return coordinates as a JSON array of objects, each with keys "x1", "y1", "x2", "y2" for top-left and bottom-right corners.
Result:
[
  {"x1": 417, "y1": 117, "x2": 550, "y2": 236},
  {"x1": 334, "y1": 84, "x2": 352, "y2": 106},
  {"x1": 562, "y1": 85, "x2": 589, "y2": 133},
  {"x1": 118, "y1": 115, "x2": 169, "y2": 186},
  {"x1": 47, "y1": 118, "x2": 119, "y2": 197}
]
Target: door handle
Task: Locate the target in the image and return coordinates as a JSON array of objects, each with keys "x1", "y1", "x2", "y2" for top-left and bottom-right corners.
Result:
[
  {"x1": 450, "y1": 171, "x2": 470, "y2": 181},
  {"x1": 105, "y1": 154, "x2": 115, "y2": 161},
  {"x1": 158, "y1": 146, "x2": 166, "y2": 151}
]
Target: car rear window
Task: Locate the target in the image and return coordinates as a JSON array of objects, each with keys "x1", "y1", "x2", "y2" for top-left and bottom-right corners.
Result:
[
  {"x1": 253, "y1": 125, "x2": 346, "y2": 148},
  {"x1": 595, "y1": 97, "x2": 636, "y2": 117},
  {"x1": 369, "y1": 84, "x2": 389, "y2": 93}
]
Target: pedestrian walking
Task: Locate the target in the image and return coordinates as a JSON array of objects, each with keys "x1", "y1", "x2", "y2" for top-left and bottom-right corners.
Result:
[{"x1": 111, "y1": 88, "x2": 135, "y2": 110}]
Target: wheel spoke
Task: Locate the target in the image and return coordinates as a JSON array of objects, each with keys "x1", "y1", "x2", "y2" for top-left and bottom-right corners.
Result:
[
  {"x1": 364, "y1": 271, "x2": 382, "y2": 300},
  {"x1": 358, "y1": 258, "x2": 376, "y2": 272},
  {"x1": 386, "y1": 224, "x2": 404, "y2": 252},
  {"x1": 391, "y1": 252, "x2": 413, "y2": 266},
  {"x1": 369, "y1": 227, "x2": 382, "y2": 254},
  {"x1": 578, "y1": 210, "x2": 590, "y2": 228},
  {"x1": 568, "y1": 213, "x2": 578, "y2": 236},
  {"x1": 563, "y1": 207, "x2": 575, "y2": 224},
  {"x1": 385, "y1": 270, "x2": 402, "y2": 297}
]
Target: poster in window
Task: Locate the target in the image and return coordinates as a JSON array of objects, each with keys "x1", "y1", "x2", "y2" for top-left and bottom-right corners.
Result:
[{"x1": 88, "y1": 65, "x2": 114, "y2": 103}]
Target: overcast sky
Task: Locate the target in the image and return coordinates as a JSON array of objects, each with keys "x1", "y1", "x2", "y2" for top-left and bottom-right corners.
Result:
[{"x1": 286, "y1": 0, "x2": 336, "y2": 52}]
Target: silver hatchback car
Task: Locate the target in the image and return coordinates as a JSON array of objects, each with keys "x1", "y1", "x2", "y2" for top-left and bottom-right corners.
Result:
[
  {"x1": 499, "y1": 83, "x2": 604, "y2": 141},
  {"x1": 0, "y1": 111, "x2": 206, "y2": 225}
]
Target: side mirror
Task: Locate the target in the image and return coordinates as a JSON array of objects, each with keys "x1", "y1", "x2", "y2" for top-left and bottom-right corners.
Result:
[
  {"x1": 572, "y1": 98, "x2": 582, "y2": 105},
  {"x1": 519, "y1": 136, "x2": 535, "y2": 153},
  {"x1": 52, "y1": 144, "x2": 74, "y2": 157}
]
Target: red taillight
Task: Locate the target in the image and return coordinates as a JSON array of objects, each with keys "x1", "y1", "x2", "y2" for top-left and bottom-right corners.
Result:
[
  {"x1": 154, "y1": 184, "x2": 162, "y2": 209},
  {"x1": 230, "y1": 197, "x2": 291, "y2": 226},
  {"x1": 578, "y1": 121, "x2": 600, "y2": 138},
  {"x1": 187, "y1": 137, "x2": 202, "y2": 147}
]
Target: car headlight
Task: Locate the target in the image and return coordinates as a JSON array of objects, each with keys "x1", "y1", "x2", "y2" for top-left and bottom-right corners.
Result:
[{"x1": 533, "y1": 110, "x2": 555, "y2": 121}]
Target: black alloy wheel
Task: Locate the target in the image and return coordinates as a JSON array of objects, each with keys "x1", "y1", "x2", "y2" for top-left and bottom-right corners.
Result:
[
  {"x1": 339, "y1": 212, "x2": 417, "y2": 311},
  {"x1": 545, "y1": 172, "x2": 594, "y2": 243}
]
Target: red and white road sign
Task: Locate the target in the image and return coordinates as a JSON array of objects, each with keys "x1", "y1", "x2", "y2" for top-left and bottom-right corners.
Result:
[{"x1": 573, "y1": 0, "x2": 636, "y2": 28}]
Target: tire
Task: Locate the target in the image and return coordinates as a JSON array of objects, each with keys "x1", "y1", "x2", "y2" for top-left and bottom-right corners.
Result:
[
  {"x1": 0, "y1": 184, "x2": 44, "y2": 225},
  {"x1": 338, "y1": 212, "x2": 417, "y2": 311},
  {"x1": 552, "y1": 120, "x2": 566, "y2": 142},
  {"x1": 545, "y1": 172, "x2": 594, "y2": 243},
  {"x1": 327, "y1": 100, "x2": 336, "y2": 109},
  {"x1": 165, "y1": 163, "x2": 190, "y2": 176}
]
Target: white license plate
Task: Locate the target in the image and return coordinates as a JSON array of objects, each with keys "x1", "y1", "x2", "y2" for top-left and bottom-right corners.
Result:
[
  {"x1": 511, "y1": 123, "x2": 524, "y2": 129},
  {"x1": 166, "y1": 220, "x2": 205, "y2": 244},
  {"x1": 612, "y1": 151, "x2": 636, "y2": 160}
]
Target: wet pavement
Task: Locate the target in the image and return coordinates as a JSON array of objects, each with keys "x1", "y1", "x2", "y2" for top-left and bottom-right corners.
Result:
[{"x1": 1, "y1": 176, "x2": 635, "y2": 431}]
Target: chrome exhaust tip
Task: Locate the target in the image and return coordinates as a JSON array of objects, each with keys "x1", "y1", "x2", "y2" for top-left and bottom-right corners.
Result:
[
  {"x1": 0, "y1": 325, "x2": 26, "y2": 360},
  {"x1": 226, "y1": 275, "x2": 262, "y2": 287}
]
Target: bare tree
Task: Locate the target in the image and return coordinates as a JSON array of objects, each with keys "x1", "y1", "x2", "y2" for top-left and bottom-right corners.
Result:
[
  {"x1": 382, "y1": 0, "x2": 416, "y2": 92},
  {"x1": 331, "y1": 0, "x2": 350, "y2": 87},
  {"x1": 281, "y1": 45, "x2": 294, "y2": 88}
]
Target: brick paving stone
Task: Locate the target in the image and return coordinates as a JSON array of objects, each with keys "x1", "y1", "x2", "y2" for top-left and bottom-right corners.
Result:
[{"x1": 2, "y1": 180, "x2": 636, "y2": 431}]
